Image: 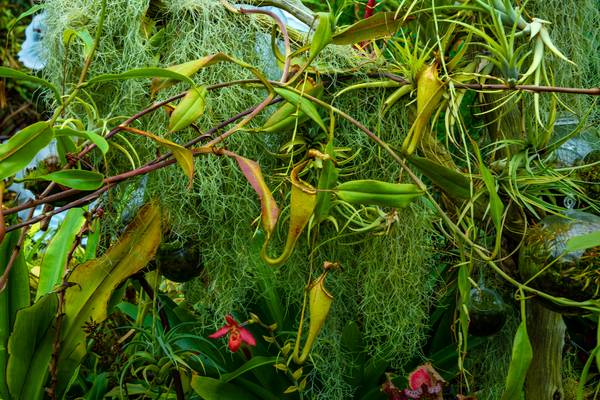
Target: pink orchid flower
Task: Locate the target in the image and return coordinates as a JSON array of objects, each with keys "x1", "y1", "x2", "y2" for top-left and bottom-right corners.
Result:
[{"x1": 209, "y1": 314, "x2": 256, "y2": 352}]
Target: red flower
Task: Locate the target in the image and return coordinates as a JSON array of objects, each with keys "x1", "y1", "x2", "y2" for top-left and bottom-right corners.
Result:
[{"x1": 209, "y1": 315, "x2": 256, "y2": 352}]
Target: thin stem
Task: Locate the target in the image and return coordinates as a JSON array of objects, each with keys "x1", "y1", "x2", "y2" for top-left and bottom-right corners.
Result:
[
  {"x1": 240, "y1": 7, "x2": 292, "y2": 83},
  {"x1": 77, "y1": 0, "x2": 107, "y2": 85}
]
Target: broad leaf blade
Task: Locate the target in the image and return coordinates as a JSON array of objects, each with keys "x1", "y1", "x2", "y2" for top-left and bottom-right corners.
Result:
[
  {"x1": 566, "y1": 231, "x2": 600, "y2": 253},
  {"x1": 273, "y1": 88, "x2": 326, "y2": 132},
  {"x1": 168, "y1": 86, "x2": 207, "y2": 132},
  {"x1": 38, "y1": 170, "x2": 104, "y2": 191},
  {"x1": 233, "y1": 155, "x2": 280, "y2": 237},
  {"x1": 54, "y1": 127, "x2": 109, "y2": 155},
  {"x1": 7, "y1": 294, "x2": 58, "y2": 400},
  {"x1": 310, "y1": 13, "x2": 333, "y2": 59},
  {"x1": 0, "y1": 122, "x2": 54, "y2": 180},
  {"x1": 191, "y1": 376, "x2": 260, "y2": 400},
  {"x1": 332, "y1": 12, "x2": 404, "y2": 45},
  {"x1": 0, "y1": 67, "x2": 61, "y2": 103},
  {"x1": 86, "y1": 67, "x2": 196, "y2": 88},
  {"x1": 36, "y1": 208, "x2": 86, "y2": 301},
  {"x1": 220, "y1": 356, "x2": 278, "y2": 383},
  {"x1": 131, "y1": 129, "x2": 194, "y2": 188},
  {"x1": 57, "y1": 202, "x2": 163, "y2": 398},
  {"x1": 151, "y1": 53, "x2": 233, "y2": 94},
  {"x1": 500, "y1": 321, "x2": 533, "y2": 400}
]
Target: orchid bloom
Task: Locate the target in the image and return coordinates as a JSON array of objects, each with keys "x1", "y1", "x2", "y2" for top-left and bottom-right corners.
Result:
[{"x1": 209, "y1": 314, "x2": 256, "y2": 352}]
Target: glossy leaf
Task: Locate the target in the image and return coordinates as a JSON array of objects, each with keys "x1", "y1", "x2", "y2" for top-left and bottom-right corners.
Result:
[
  {"x1": 220, "y1": 356, "x2": 278, "y2": 382},
  {"x1": 332, "y1": 12, "x2": 405, "y2": 45},
  {"x1": 63, "y1": 28, "x2": 94, "y2": 59},
  {"x1": 261, "y1": 80, "x2": 323, "y2": 133},
  {"x1": 56, "y1": 202, "x2": 163, "y2": 397},
  {"x1": 36, "y1": 208, "x2": 86, "y2": 300},
  {"x1": 85, "y1": 67, "x2": 195, "y2": 88},
  {"x1": 500, "y1": 321, "x2": 533, "y2": 400},
  {"x1": 54, "y1": 127, "x2": 109, "y2": 154},
  {"x1": 401, "y1": 63, "x2": 444, "y2": 155},
  {"x1": 0, "y1": 67, "x2": 61, "y2": 103},
  {"x1": 408, "y1": 156, "x2": 471, "y2": 200},
  {"x1": 0, "y1": 229, "x2": 30, "y2": 399},
  {"x1": 474, "y1": 144, "x2": 504, "y2": 234},
  {"x1": 233, "y1": 155, "x2": 280, "y2": 237},
  {"x1": 37, "y1": 170, "x2": 104, "y2": 191},
  {"x1": 6, "y1": 294, "x2": 58, "y2": 400},
  {"x1": 191, "y1": 376, "x2": 260, "y2": 400},
  {"x1": 310, "y1": 13, "x2": 333, "y2": 59},
  {"x1": 130, "y1": 129, "x2": 194, "y2": 188},
  {"x1": 0, "y1": 122, "x2": 54, "y2": 180},
  {"x1": 566, "y1": 231, "x2": 600, "y2": 253},
  {"x1": 273, "y1": 87, "x2": 326, "y2": 132},
  {"x1": 151, "y1": 53, "x2": 249, "y2": 94},
  {"x1": 168, "y1": 86, "x2": 207, "y2": 132}
]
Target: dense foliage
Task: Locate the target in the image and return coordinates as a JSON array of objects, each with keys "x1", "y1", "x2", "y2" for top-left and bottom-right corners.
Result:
[{"x1": 0, "y1": 0, "x2": 599, "y2": 399}]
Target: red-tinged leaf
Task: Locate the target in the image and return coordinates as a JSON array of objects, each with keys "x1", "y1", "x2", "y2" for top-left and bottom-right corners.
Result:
[
  {"x1": 151, "y1": 53, "x2": 240, "y2": 95},
  {"x1": 122, "y1": 127, "x2": 194, "y2": 188},
  {"x1": 332, "y1": 12, "x2": 406, "y2": 45},
  {"x1": 234, "y1": 156, "x2": 280, "y2": 237}
]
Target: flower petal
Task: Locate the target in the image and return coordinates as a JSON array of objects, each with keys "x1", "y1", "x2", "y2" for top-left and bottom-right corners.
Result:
[
  {"x1": 208, "y1": 326, "x2": 229, "y2": 339},
  {"x1": 228, "y1": 331, "x2": 242, "y2": 352},
  {"x1": 239, "y1": 327, "x2": 256, "y2": 346},
  {"x1": 408, "y1": 366, "x2": 431, "y2": 390},
  {"x1": 225, "y1": 314, "x2": 238, "y2": 327}
]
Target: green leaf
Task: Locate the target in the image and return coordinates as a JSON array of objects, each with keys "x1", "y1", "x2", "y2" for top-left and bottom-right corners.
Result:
[
  {"x1": 37, "y1": 170, "x2": 104, "y2": 191},
  {"x1": 260, "y1": 80, "x2": 323, "y2": 133},
  {"x1": 190, "y1": 376, "x2": 260, "y2": 400},
  {"x1": 7, "y1": 294, "x2": 58, "y2": 400},
  {"x1": 473, "y1": 143, "x2": 504, "y2": 234},
  {"x1": 0, "y1": 229, "x2": 30, "y2": 399},
  {"x1": 273, "y1": 88, "x2": 326, "y2": 132},
  {"x1": 501, "y1": 321, "x2": 533, "y2": 400},
  {"x1": 36, "y1": 208, "x2": 86, "y2": 300},
  {"x1": 566, "y1": 231, "x2": 600, "y2": 253},
  {"x1": 84, "y1": 218, "x2": 101, "y2": 261},
  {"x1": 168, "y1": 86, "x2": 207, "y2": 132},
  {"x1": 0, "y1": 122, "x2": 54, "y2": 180},
  {"x1": 310, "y1": 13, "x2": 333, "y2": 59},
  {"x1": 0, "y1": 67, "x2": 61, "y2": 103},
  {"x1": 220, "y1": 356, "x2": 278, "y2": 383},
  {"x1": 332, "y1": 12, "x2": 404, "y2": 45},
  {"x1": 130, "y1": 129, "x2": 194, "y2": 188},
  {"x1": 63, "y1": 29, "x2": 94, "y2": 59},
  {"x1": 85, "y1": 67, "x2": 196, "y2": 88},
  {"x1": 54, "y1": 127, "x2": 109, "y2": 155},
  {"x1": 151, "y1": 53, "x2": 232, "y2": 94},
  {"x1": 55, "y1": 202, "x2": 162, "y2": 398},
  {"x1": 408, "y1": 156, "x2": 471, "y2": 200},
  {"x1": 7, "y1": 4, "x2": 45, "y2": 31}
]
